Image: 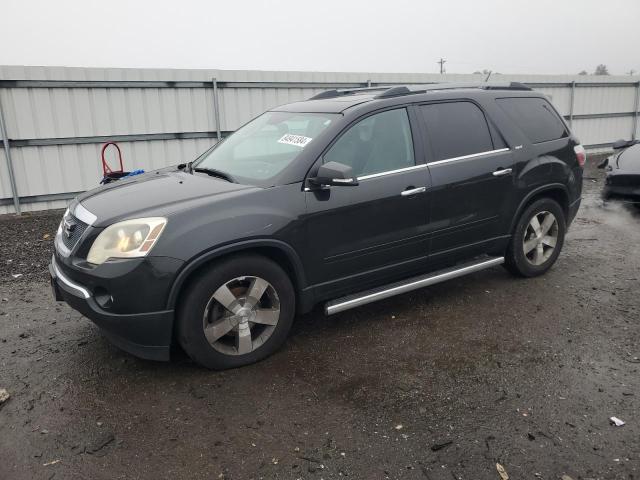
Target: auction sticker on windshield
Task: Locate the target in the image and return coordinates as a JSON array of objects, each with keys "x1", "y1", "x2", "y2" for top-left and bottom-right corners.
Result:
[{"x1": 278, "y1": 134, "x2": 313, "y2": 148}]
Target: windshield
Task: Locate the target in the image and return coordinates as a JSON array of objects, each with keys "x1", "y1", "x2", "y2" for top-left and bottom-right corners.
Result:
[{"x1": 193, "y1": 111, "x2": 338, "y2": 185}]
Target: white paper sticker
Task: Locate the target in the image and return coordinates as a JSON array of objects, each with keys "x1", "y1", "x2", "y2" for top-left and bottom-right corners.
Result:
[{"x1": 278, "y1": 134, "x2": 313, "y2": 148}]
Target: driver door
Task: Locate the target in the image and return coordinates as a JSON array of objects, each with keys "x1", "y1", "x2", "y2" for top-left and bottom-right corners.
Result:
[{"x1": 303, "y1": 107, "x2": 431, "y2": 298}]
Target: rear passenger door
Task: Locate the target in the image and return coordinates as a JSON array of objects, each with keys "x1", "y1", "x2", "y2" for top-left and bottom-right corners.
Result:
[{"x1": 417, "y1": 101, "x2": 515, "y2": 263}]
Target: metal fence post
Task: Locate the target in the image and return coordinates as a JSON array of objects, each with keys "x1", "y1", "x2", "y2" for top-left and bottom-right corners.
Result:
[
  {"x1": 212, "y1": 78, "x2": 222, "y2": 142},
  {"x1": 632, "y1": 81, "x2": 640, "y2": 141},
  {"x1": 0, "y1": 95, "x2": 20, "y2": 215},
  {"x1": 568, "y1": 81, "x2": 576, "y2": 127}
]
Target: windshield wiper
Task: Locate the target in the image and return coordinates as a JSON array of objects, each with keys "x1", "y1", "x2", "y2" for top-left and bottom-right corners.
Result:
[{"x1": 193, "y1": 167, "x2": 236, "y2": 183}]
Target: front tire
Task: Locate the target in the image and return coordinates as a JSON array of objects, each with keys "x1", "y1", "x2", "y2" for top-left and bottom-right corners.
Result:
[
  {"x1": 176, "y1": 254, "x2": 295, "y2": 369},
  {"x1": 504, "y1": 198, "x2": 566, "y2": 277}
]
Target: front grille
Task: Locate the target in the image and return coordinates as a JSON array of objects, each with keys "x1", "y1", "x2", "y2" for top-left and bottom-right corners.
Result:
[{"x1": 60, "y1": 213, "x2": 88, "y2": 251}]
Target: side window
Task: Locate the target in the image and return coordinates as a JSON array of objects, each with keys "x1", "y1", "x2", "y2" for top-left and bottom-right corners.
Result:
[
  {"x1": 419, "y1": 102, "x2": 494, "y2": 161},
  {"x1": 496, "y1": 97, "x2": 568, "y2": 144},
  {"x1": 324, "y1": 108, "x2": 415, "y2": 177}
]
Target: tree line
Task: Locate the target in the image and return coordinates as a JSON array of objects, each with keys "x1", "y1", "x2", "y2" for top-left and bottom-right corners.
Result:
[{"x1": 578, "y1": 64, "x2": 610, "y2": 76}]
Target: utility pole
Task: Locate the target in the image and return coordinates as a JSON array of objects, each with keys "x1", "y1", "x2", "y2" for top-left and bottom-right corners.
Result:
[
  {"x1": 628, "y1": 70, "x2": 636, "y2": 76},
  {"x1": 437, "y1": 58, "x2": 446, "y2": 74}
]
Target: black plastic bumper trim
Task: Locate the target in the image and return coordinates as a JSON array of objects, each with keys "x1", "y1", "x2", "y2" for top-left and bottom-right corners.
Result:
[{"x1": 50, "y1": 261, "x2": 174, "y2": 361}]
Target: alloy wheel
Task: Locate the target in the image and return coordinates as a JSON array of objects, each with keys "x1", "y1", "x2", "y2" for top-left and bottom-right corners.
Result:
[
  {"x1": 522, "y1": 210, "x2": 559, "y2": 266},
  {"x1": 202, "y1": 276, "x2": 280, "y2": 356}
]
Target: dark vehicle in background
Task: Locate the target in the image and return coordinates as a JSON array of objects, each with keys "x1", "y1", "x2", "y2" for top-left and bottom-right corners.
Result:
[
  {"x1": 599, "y1": 139, "x2": 640, "y2": 203},
  {"x1": 50, "y1": 82, "x2": 584, "y2": 369}
]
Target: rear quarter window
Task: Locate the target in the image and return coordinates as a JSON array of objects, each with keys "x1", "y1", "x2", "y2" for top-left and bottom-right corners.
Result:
[{"x1": 496, "y1": 97, "x2": 568, "y2": 144}]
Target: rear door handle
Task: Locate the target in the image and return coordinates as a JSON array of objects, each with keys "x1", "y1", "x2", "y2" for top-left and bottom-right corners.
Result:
[
  {"x1": 401, "y1": 186, "x2": 427, "y2": 197},
  {"x1": 492, "y1": 168, "x2": 512, "y2": 177}
]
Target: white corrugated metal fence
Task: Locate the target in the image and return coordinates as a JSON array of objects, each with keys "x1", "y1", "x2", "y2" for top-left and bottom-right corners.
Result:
[{"x1": 1, "y1": 66, "x2": 639, "y2": 214}]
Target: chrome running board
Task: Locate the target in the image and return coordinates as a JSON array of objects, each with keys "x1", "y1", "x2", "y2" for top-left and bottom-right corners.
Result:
[{"x1": 325, "y1": 256, "x2": 504, "y2": 315}]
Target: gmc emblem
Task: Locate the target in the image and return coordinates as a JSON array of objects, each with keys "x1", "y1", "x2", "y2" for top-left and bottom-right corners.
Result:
[{"x1": 63, "y1": 218, "x2": 76, "y2": 239}]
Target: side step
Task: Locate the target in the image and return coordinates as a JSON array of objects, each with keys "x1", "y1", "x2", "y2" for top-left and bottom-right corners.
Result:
[{"x1": 325, "y1": 256, "x2": 504, "y2": 315}]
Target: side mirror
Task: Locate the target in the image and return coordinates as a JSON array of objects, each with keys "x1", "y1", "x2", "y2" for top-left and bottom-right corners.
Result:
[
  {"x1": 309, "y1": 161, "x2": 359, "y2": 187},
  {"x1": 612, "y1": 139, "x2": 637, "y2": 150}
]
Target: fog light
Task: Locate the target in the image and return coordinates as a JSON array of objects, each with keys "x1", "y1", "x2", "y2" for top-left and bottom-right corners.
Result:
[{"x1": 94, "y1": 287, "x2": 113, "y2": 309}]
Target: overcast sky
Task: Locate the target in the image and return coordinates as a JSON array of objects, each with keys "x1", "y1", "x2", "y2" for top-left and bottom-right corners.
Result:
[{"x1": 2, "y1": 0, "x2": 639, "y2": 76}]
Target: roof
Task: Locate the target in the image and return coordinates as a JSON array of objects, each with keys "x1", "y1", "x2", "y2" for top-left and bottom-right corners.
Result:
[
  {"x1": 271, "y1": 93, "x2": 378, "y2": 113},
  {"x1": 271, "y1": 82, "x2": 535, "y2": 113}
]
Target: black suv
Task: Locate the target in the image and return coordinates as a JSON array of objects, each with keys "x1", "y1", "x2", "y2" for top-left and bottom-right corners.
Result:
[{"x1": 50, "y1": 82, "x2": 584, "y2": 369}]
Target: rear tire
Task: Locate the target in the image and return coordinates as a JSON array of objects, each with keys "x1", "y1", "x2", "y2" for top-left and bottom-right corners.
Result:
[
  {"x1": 504, "y1": 198, "x2": 566, "y2": 277},
  {"x1": 176, "y1": 254, "x2": 295, "y2": 369}
]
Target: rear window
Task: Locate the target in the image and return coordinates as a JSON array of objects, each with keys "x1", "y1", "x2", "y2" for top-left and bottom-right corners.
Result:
[
  {"x1": 496, "y1": 97, "x2": 568, "y2": 144},
  {"x1": 419, "y1": 102, "x2": 494, "y2": 161}
]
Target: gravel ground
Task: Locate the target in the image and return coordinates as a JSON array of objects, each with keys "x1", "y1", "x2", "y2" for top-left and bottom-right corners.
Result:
[
  {"x1": 0, "y1": 157, "x2": 639, "y2": 480},
  {"x1": 0, "y1": 209, "x2": 61, "y2": 283}
]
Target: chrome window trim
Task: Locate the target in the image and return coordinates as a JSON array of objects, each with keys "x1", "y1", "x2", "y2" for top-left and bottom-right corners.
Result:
[
  {"x1": 357, "y1": 164, "x2": 427, "y2": 181},
  {"x1": 52, "y1": 257, "x2": 91, "y2": 299},
  {"x1": 427, "y1": 148, "x2": 510, "y2": 167},
  {"x1": 74, "y1": 202, "x2": 97, "y2": 226},
  {"x1": 305, "y1": 146, "x2": 510, "y2": 186}
]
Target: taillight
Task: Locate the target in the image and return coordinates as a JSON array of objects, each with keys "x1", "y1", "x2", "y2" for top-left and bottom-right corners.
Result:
[{"x1": 574, "y1": 144, "x2": 586, "y2": 168}]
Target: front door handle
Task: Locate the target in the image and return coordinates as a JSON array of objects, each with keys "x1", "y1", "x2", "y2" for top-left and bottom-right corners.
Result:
[
  {"x1": 401, "y1": 186, "x2": 427, "y2": 197},
  {"x1": 492, "y1": 168, "x2": 513, "y2": 177}
]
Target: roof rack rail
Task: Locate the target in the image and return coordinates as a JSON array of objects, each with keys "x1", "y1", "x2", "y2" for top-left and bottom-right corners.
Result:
[
  {"x1": 486, "y1": 81, "x2": 531, "y2": 91},
  {"x1": 308, "y1": 86, "x2": 392, "y2": 101},
  {"x1": 307, "y1": 81, "x2": 532, "y2": 102},
  {"x1": 375, "y1": 81, "x2": 532, "y2": 98}
]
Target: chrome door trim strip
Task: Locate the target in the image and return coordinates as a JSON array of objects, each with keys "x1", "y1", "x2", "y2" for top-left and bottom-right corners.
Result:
[
  {"x1": 74, "y1": 202, "x2": 97, "y2": 226},
  {"x1": 325, "y1": 256, "x2": 504, "y2": 315},
  {"x1": 427, "y1": 148, "x2": 510, "y2": 167},
  {"x1": 357, "y1": 164, "x2": 427, "y2": 181}
]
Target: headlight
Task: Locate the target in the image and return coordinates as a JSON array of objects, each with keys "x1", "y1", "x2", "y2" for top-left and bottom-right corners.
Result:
[{"x1": 87, "y1": 217, "x2": 167, "y2": 265}]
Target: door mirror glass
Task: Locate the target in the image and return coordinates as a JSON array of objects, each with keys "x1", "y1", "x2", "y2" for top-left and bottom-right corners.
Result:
[{"x1": 309, "y1": 161, "x2": 359, "y2": 187}]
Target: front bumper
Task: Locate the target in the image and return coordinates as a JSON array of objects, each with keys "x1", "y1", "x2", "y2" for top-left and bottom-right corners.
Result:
[
  {"x1": 602, "y1": 171, "x2": 640, "y2": 203},
  {"x1": 602, "y1": 185, "x2": 640, "y2": 203},
  {"x1": 50, "y1": 257, "x2": 174, "y2": 361}
]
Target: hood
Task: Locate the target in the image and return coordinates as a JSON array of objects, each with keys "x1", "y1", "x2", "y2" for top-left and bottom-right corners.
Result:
[
  {"x1": 614, "y1": 144, "x2": 640, "y2": 175},
  {"x1": 76, "y1": 169, "x2": 257, "y2": 227}
]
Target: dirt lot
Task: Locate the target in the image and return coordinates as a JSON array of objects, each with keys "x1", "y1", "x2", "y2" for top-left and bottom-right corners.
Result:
[{"x1": 0, "y1": 158, "x2": 638, "y2": 480}]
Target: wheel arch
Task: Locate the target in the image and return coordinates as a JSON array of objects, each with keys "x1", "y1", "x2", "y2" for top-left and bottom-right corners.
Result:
[
  {"x1": 510, "y1": 184, "x2": 570, "y2": 233},
  {"x1": 166, "y1": 239, "x2": 309, "y2": 311}
]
